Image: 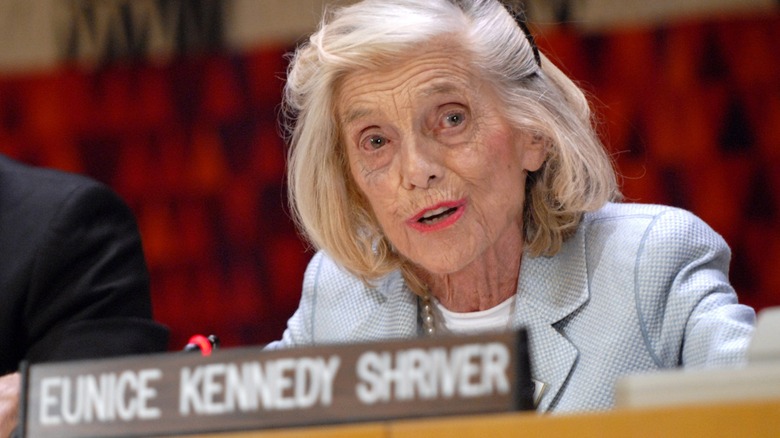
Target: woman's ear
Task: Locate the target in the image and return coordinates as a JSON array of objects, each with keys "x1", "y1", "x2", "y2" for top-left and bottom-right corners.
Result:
[{"x1": 521, "y1": 133, "x2": 547, "y2": 172}]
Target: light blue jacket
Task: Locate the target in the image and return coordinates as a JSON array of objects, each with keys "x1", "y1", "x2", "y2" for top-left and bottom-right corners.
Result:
[{"x1": 268, "y1": 203, "x2": 755, "y2": 413}]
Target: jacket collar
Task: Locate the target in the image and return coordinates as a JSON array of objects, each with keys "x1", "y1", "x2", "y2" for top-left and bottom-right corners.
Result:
[{"x1": 512, "y1": 227, "x2": 590, "y2": 412}]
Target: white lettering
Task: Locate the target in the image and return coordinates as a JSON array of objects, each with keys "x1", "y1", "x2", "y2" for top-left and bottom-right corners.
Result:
[
  {"x1": 60, "y1": 378, "x2": 79, "y2": 424},
  {"x1": 223, "y1": 363, "x2": 250, "y2": 412},
  {"x1": 179, "y1": 366, "x2": 203, "y2": 415},
  {"x1": 37, "y1": 369, "x2": 162, "y2": 425},
  {"x1": 82, "y1": 374, "x2": 110, "y2": 422},
  {"x1": 201, "y1": 364, "x2": 226, "y2": 414},
  {"x1": 39, "y1": 378, "x2": 62, "y2": 426},
  {"x1": 136, "y1": 369, "x2": 162, "y2": 420},
  {"x1": 482, "y1": 343, "x2": 510, "y2": 395},
  {"x1": 457, "y1": 344, "x2": 482, "y2": 397},
  {"x1": 294, "y1": 357, "x2": 318, "y2": 408},
  {"x1": 115, "y1": 371, "x2": 136, "y2": 420},
  {"x1": 431, "y1": 348, "x2": 460, "y2": 398},
  {"x1": 270, "y1": 358, "x2": 296, "y2": 410},
  {"x1": 355, "y1": 352, "x2": 386, "y2": 404},
  {"x1": 245, "y1": 361, "x2": 272, "y2": 410},
  {"x1": 355, "y1": 343, "x2": 511, "y2": 404},
  {"x1": 178, "y1": 356, "x2": 342, "y2": 416},
  {"x1": 318, "y1": 356, "x2": 340, "y2": 406}
]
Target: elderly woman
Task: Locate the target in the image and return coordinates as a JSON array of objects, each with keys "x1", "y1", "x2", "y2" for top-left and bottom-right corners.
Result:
[{"x1": 268, "y1": 0, "x2": 755, "y2": 413}]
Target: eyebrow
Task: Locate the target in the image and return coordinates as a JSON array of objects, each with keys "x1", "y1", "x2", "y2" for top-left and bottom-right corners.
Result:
[
  {"x1": 420, "y1": 81, "x2": 462, "y2": 97},
  {"x1": 340, "y1": 80, "x2": 468, "y2": 126},
  {"x1": 342, "y1": 106, "x2": 374, "y2": 127}
]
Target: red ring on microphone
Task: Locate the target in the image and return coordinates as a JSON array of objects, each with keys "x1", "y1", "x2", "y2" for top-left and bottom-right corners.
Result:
[{"x1": 187, "y1": 334, "x2": 213, "y2": 356}]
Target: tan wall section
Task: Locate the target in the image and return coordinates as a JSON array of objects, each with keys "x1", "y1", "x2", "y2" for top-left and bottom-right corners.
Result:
[{"x1": 0, "y1": 0, "x2": 776, "y2": 73}]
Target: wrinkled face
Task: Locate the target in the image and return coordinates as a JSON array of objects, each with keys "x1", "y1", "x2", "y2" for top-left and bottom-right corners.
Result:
[{"x1": 337, "y1": 45, "x2": 545, "y2": 275}]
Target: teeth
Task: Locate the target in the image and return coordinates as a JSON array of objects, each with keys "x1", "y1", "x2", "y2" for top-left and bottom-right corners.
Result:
[{"x1": 422, "y1": 206, "x2": 451, "y2": 219}]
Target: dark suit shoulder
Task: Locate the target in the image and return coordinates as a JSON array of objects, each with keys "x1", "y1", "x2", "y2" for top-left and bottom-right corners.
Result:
[
  {"x1": 0, "y1": 155, "x2": 131, "y2": 245},
  {"x1": 0, "y1": 155, "x2": 109, "y2": 212}
]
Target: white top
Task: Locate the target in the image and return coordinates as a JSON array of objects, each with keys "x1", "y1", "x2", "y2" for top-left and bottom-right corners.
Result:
[{"x1": 432, "y1": 295, "x2": 516, "y2": 334}]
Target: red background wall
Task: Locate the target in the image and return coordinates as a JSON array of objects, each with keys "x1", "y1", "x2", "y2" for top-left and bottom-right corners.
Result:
[{"x1": 1, "y1": 13, "x2": 778, "y2": 350}]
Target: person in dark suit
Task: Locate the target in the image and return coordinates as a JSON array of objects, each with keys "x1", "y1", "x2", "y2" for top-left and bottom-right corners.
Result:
[{"x1": 0, "y1": 154, "x2": 169, "y2": 436}]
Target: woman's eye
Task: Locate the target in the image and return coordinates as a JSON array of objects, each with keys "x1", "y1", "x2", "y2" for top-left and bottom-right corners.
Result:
[
  {"x1": 363, "y1": 135, "x2": 387, "y2": 150},
  {"x1": 441, "y1": 111, "x2": 466, "y2": 128}
]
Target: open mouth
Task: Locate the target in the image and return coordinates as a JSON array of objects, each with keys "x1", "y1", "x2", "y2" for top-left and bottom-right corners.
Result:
[
  {"x1": 408, "y1": 199, "x2": 467, "y2": 232},
  {"x1": 418, "y1": 206, "x2": 458, "y2": 224}
]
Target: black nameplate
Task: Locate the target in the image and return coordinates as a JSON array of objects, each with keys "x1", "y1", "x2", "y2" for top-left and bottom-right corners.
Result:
[{"x1": 24, "y1": 330, "x2": 532, "y2": 437}]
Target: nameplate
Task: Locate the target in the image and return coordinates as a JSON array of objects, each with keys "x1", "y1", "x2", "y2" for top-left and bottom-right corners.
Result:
[{"x1": 23, "y1": 330, "x2": 532, "y2": 437}]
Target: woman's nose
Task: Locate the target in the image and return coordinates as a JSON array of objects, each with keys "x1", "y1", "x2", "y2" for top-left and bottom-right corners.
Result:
[{"x1": 399, "y1": 137, "x2": 443, "y2": 190}]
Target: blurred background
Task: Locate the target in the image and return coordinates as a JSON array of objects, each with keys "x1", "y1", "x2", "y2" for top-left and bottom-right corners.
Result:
[{"x1": 0, "y1": 0, "x2": 778, "y2": 351}]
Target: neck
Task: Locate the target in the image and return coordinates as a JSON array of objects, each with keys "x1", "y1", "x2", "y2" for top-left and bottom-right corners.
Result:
[{"x1": 413, "y1": 227, "x2": 523, "y2": 312}]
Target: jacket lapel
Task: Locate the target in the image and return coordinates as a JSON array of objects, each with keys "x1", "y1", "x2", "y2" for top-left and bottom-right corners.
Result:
[{"x1": 512, "y1": 229, "x2": 590, "y2": 412}]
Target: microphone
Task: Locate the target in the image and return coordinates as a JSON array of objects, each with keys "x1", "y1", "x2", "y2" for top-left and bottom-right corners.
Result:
[{"x1": 183, "y1": 334, "x2": 220, "y2": 356}]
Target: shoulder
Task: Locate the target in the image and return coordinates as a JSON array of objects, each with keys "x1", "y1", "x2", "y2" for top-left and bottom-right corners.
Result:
[
  {"x1": 0, "y1": 155, "x2": 103, "y2": 198},
  {"x1": 575, "y1": 202, "x2": 732, "y2": 311},
  {"x1": 0, "y1": 156, "x2": 141, "y2": 295},
  {"x1": 580, "y1": 202, "x2": 734, "y2": 317},
  {"x1": 581, "y1": 202, "x2": 727, "y2": 254},
  {"x1": 584, "y1": 202, "x2": 701, "y2": 226},
  {"x1": 0, "y1": 156, "x2": 135, "y2": 234}
]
